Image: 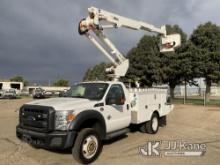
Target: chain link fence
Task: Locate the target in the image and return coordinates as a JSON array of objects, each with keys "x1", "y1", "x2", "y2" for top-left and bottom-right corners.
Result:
[{"x1": 173, "y1": 85, "x2": 220, "y2": 106}]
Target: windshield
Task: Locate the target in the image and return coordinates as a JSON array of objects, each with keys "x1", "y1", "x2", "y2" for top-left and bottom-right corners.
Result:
[{"x1": 66, "y1": 83, "x2": 109, "y2": 100}]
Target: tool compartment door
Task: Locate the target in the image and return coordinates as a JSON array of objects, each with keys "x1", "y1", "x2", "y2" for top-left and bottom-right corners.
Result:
[{"x1": 130, "y1": 88, "x2": 168, "y2": 124}]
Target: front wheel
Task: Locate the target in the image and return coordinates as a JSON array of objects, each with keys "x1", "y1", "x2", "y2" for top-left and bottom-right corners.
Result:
[{"x1": 72, "y1": 128, "x2": 103, "y2": 164}]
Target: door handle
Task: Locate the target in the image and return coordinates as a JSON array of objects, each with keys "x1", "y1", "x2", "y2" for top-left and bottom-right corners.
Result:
[{"x1": 127, "y1": 104, "x2": 130, "y2": 110}]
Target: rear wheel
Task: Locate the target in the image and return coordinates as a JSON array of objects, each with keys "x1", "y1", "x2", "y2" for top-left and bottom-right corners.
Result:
[
  {"x1": 140, "y1": 113, "x2": 159, "y2": 134},
  {"x1": 72, "y1": 128, "x2": 103, "y2": 164}
]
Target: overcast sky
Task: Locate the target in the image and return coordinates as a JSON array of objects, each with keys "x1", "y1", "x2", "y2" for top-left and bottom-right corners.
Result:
[{"x1": 0, "y1": 0, "x2": 220, "y2": 84}]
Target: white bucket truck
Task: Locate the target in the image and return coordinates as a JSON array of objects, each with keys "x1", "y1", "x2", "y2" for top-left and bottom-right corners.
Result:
[{"x1": 16, "y1": 7, "x2": 180, "y2": 164}]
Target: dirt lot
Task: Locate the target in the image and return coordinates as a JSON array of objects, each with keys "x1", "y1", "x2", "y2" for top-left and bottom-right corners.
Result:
[{"x1": 0, "y1": 99, "x2": 220, "y2": 165}]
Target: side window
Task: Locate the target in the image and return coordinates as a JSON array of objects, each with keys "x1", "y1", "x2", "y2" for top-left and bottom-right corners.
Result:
[{"x1": 106, "y1": 84, "x2": 125, "y2": 105}]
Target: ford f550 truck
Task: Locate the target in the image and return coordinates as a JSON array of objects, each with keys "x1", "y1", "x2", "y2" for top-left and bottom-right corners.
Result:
[
  {"x1": 17, "y1": 81, "x2": 172, "y2": 163},
  {"x1": 16, "y1": 7, "x2": 180, "y2": 164}
]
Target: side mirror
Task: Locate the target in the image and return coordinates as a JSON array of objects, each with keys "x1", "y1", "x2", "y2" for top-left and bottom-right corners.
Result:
[{"x1": 119, "y1": 98, "x2": 125, "y2": 105}]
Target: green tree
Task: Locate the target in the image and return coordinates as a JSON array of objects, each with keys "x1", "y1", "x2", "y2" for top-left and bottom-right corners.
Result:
[
  {"x1": 53, "y1": 79, "x2": 69, "y2": 87},
  {"x1": 126, "y1": 35, "x2": 161, "y2": 86},
  {"x1": 10, "y1": 75, "x2": 29, "y2": 86},
  {"x1": 126, "y1": 25, "x2": 189, "y2": 100},
  {"x1": 83, "y1": 63, "x2": 111, "y2": 81},
  {"x1": 159, "y1": 25, "x2": 188, "y2": 100},
  {"x1": 190, "y1": 22, "x2": 220, "y2": 102}
]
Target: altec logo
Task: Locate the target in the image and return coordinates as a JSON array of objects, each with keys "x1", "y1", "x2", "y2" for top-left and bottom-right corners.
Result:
[{"x1": 139, "y1": 140, "x2": 206, "y2": 157}]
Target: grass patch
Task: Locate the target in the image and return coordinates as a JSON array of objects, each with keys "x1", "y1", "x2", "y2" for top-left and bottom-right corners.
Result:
[
  {"x1": 17, "y1": 96, "x2": 32, "y2": 99},
  {"x1": 173, "y1": 98, "x2": 220, "y2": 106}
]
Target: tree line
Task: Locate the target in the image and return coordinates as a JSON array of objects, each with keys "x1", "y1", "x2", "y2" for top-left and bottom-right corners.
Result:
[
  {"x1": 9, "y1": 76, "x2": 69, "y2": 87},
  {"x1": 83, "y1": 22, "x2": 220, "y2": 102}
]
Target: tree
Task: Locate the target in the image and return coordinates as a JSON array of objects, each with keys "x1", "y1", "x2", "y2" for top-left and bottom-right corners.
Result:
[
  {"x1": 83, "y1": 63, "x2": 111, "y2": 81},
  {"x1": 10, "y1": 75, "x2": 29, "y2": 86},
  {"x1": 158, "y1": 25, "x2": 188, "y2": 100},
  {"x1": 125, "y1": 35, "x2": 161, "y2": 86},
  {"x1": 190, "y1": 22, "x2": 220, "y2": 102},
  {"x1": 53, "y1": 79, "x2": 69, "y2": 87},
  {"x1": 160, "y1": 40, "x2": 203, "y2": 99},
  {"x1": 125, "y1": 25, "x2": 189, "y2": 101}
]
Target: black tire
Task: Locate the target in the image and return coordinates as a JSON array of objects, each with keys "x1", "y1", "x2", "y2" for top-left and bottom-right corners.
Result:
[
  {"x1": 139, "y1": 123, "x2": 147, "y2": 133},
  {"x1": 140, "y1": 113, "x2": 159, "y2": 134},
  {"x1": 159, "y1": 116, "x2": 167, "y2": 127},
  {"x1": 72, "y1": 128, "x2": 103, "y2": 164}
]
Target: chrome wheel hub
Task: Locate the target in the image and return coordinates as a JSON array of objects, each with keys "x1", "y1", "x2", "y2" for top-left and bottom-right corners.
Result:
[
  {"x1": 152, "y1": 117, "x2": 158, "y2": 131},
  {"x1": 82, "y1": 135, "x2": 98, "y2": 159}
]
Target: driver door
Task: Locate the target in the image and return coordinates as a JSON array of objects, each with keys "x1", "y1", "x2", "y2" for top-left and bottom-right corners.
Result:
[{"x1": 104, "y1": 84, "x2": 131, "y2": 133}]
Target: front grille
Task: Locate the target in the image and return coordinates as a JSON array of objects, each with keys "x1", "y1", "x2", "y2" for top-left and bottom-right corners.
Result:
[{"x1": 19, "y1": 105, "x2": 55, "y2": 132}]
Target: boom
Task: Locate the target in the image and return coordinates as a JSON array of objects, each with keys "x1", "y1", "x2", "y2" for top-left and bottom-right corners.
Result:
[{"x1": 79, "y1": 6, "x2": 181, "y2": 80}]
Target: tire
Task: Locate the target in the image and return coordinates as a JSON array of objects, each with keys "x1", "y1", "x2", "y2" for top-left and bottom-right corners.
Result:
[
  {"x1": 139, "y1": 123, "x2": 147, "y2": 133},
  {"x1": 159, "y1": 116, "x2": 167, "y2": 127},
  {"x1": 140, "y1": 113, "x2": 159, "y2": 134},
  {"x1": 72, "y1": 128, "x2": 103, "y2": 164}
]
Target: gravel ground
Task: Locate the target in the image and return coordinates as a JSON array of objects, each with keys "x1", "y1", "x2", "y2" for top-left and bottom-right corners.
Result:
[{"x1": 0, "y1": 99, "x2": 220, "y2": 165}]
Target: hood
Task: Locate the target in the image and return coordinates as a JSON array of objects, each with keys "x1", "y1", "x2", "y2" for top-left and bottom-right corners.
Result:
[{"x1": 25, "y1": 97, "x2": 97, "y2": 111}]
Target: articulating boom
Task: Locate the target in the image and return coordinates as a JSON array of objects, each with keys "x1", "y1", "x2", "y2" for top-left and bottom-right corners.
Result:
[{"x1": 79, "y1": 6, "x2": 181, "y2": 80}]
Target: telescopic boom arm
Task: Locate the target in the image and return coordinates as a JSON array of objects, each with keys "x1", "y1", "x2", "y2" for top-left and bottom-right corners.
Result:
[{"x1": 78, "y1": 6, "x2": 181, "y2": 80}]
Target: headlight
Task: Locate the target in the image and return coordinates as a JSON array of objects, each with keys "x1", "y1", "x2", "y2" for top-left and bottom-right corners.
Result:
[{"x1": 55, "y1": 110, "x2": 75, "y2": 130}]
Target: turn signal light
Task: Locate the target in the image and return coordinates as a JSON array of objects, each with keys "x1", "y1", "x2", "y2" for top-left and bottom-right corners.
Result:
[{"x1": 67, "y1": 114, "x2": 75, "y2": 121}]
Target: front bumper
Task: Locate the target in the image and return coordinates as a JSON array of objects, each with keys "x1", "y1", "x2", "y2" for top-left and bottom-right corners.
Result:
[{"x1": 16, "y1": 126, "x2": 77, "y2": 149}]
